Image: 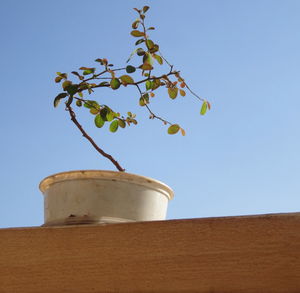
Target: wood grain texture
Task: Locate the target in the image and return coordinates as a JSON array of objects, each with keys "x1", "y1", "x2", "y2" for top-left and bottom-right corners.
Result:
[{"x1": 1, "y1": 213, "x2": 300, "y2": 293}]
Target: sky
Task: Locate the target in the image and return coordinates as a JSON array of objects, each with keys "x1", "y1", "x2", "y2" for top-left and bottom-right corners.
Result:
[{"x1": 0, "y1": 0, "x2": 300, "y2": 228}]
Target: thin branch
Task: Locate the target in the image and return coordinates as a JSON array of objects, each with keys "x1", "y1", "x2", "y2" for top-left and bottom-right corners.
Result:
[{"x1": 66, "y1": 105, "x2": 125, "y2": 172}]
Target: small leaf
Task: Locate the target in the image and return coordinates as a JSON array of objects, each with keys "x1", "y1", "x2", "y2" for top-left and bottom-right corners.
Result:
[
  {"x1": 55, "y1": 76, "x2": 63, "y2": 83},
  {"x1": 135, "y1": 39, "x2": 145, "y2": 45},
  {"x1": 126, "y1": 65, "x2": 136, "y2": 73},
  {"x1": 143, "y1": 52, "x2": 153, "y2": 65},
  {"x1": 180, "y1": 128, "x2": 186, "y2": 136},
  {"x1": 109, "y1": 120, "x2": 119, "y2": 133},
  {"x1": 98, "y1": 81, "x2": 110, "y2": 87},
  {"x1": 132, "y1": 19, "x2": 140, "y2": 29},
  {"x1": 94, "y1": 114, "x2": 105, "y2": 128},
  {"x1": 106, "y1": 109, "x2": 115, "y2": 122},
  {"x1": 139, "y1": 63, "x2": 153, "y2": 71},
  {"x1": 62, "y1": 80, "x2": 72, "y2": 90},
  {"x1": 76, "y1": 100, "x2": 82, "y2": 107},
  {"x1": 83, "y1": 68, "x2": 95, "y2": 75},
  {"x1": 153, "y1": 54, "x2": 163, "y2": 65},
  {"x1": 131, "y1": 30, "x2": 144, "y2": 37},
  {"x1": 120, "y1": 75, "x2": 134, "y2": 85},
  {"x1": 200, "y1": 101, "x2": 208, "y2": 115},
  {"x1": 100, "y1": 108, "x2": 108, "y2": 121},
  {"x1": 90, "y1": 108, "x2": 99, "y2": 115},
  {"x1": 53, "y1": 93, "x2": 68, "y2": 107},
  {"x1": 150, "y1": 92, "x2": 155, "y2": 98},
  {"x1": 71, "y1": 71, "x2": 84, "y2": 80},
  {"x1": 78, "y1": 92, "x2": 83, "y2": 98},
  {"x1": 152, "y1": 79, "x2": 161, "y2": 90},
  {"x1": 180, "y1": 82, "x2": 186, "y2": 88},
  {"x1": 168, "y1": 87, "x2": 178, "y2": 99},
  {"x1": 137, "y1": 48, "x2": 145, "y2": 56},
  {"x1": 145, "y1": 80, "x2": 152, "y2": 91},
  {"x1": 110, "y1": 78, "x2": 121, "y2": 90},
  {"x1": 65, "y1": 84, "x2": 79, "y2": 95},
  {"x1": 147, "y1": 27, "x2": 155, "y2": 30},
  {"x1": 84, "y1": 100, "x2": 99, "y2": 109},
  {"x1": 143, "y1": 6, "x2": 150, "y2": 13},
  {"x1": 179, "y1": 89, "x2": 186, "y2": 97},
  {"x1": 168, "y1": 124, "x2": 180, "y2": 135},
  {"x1": 149, "y1": 44, "x2": 159, "y2": 53},
  {"x1": 118, "y1": 119, "x2": 126, "y2": 128},
  {"x1": 79, "y1": 67, "x2": 92, "y2": 70},
  {"x1": 146, "y1": 39, "x2": 154, "y2": 50},
  {"x1": 207, "y1": 101, "x2": 211, "y2": 110}
]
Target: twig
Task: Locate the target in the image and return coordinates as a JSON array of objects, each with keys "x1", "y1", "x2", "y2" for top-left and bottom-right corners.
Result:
[{"x1": 66, "y1": 105, "x2": 125, "y2": 172}]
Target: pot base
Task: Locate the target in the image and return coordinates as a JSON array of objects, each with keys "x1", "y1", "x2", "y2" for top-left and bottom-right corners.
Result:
[{"x1": 42, "y1": 214, "x2": 136, "y2": 227}]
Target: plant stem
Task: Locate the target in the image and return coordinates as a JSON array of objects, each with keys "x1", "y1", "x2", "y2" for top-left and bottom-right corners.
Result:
[{"x1": 66, "y1": 105, "x2": 125, "y2": 172}]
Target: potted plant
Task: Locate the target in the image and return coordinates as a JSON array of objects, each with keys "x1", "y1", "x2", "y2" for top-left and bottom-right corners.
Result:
[{"x1": 39, "y1": 6, "x2": 210, "y2": 226}]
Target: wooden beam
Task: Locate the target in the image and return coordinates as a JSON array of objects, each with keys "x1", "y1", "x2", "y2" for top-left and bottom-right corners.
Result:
[{"x1": 1, "y1": 213, "x2": 300, "y2": 292}]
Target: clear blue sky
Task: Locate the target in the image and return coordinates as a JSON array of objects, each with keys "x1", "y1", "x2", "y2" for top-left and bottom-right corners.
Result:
[{"x1": 1, "y1": 0, "x2": 300, "y2": 228}]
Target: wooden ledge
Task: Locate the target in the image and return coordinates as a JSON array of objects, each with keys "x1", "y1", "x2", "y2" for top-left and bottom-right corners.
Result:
[{"x1": 1, "y1": 213, "x2": 300, "y2": 292}]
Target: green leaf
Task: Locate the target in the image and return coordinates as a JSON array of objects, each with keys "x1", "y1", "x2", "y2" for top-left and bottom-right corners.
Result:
[
  {"x1": 146, "y1": 39, "x2": 154, "y2": 50},
  {"x1": 139, "y1": 93, "x2": 149, "y2": 106},
  {"x1": 200, "y1": 101, "x2": 208, "y2": 115},
  {"x1": 65, "y1": 84, "x2": 79, "y2": 96},
  {"x1": 168, "y1": 87, "x2": 178, "y2": 99},
  {"x1": 153, "y1": 54, "x2": 163, "y2": 65},
  {"x1": 55, "y1": 76, "x2": 63, "y2": 83},
  {"x1": 106, "y1": 109, "x2": 115, "y2": 122},
  {"x1": 84, "y1": 100, "x2": 99, "y2": 109},
  {"x1": 149, "y1": 44, "x2": 159, "y2": 54},
  {"x1": 109, "y1": 120, "x2": 119, "y2": 133},
  {"x1": 76, "y1": 100, "x2": 82, "y2": 107},
  {"x1": 145, "y1": 80, "x2": 152, "y2": 91},
  {"x1": 110, "y1": 78, "x2": 121, "y2": 90},
  {"x1": 135, "y1": 39, "x2": 145, "y2": 45},
  {"x1": 83, "y1": 68, "x2": 95, "y2": 75},
  {"x1": 53, "y1": 93, "x2": 68, "y2": 107},
  {"x1": 131, "y1": 30, "x2": 144, "y2": 37},
  {"x1": 143, "y1": 6, "x2": 150, "y2": 13},
  {"x1": 137, "y1": 48, "x2": 145, "y2": 56},
  {"x1": 100, "y1": 107, "x2": 108, "y2": 121},
  {"x1": 120, "y1": 75, "x2": 134, "y2": 85},
  {"x1": 118, "y1": 119, "x2": 126, "y2": 128},
  {"x1": 139, "y1": 63, "x2": 153, "y2": 71},
  {"x1": 71, "y1": 71, "x2": 84, "y2": 80},
  {"x1": 62, "y1": 80, "x2": 72, "y2": 90},
  {"x1": 168, "y1": 124, "x2": 180, "y2": 135},
  {"x1": 143, "y1": 52, "x2": 153, "y2": 65},
  {"x1": 90, "y1": 108, "x2": 99, "y2": 115},
  {"x1": 98, "y1": 81, "x2": 110, "y2": 87},
  {"x1": 152, "y1": 79, "x2": 161, "y2": 90},
  {"x1": 94, "y1": 114, "x2": 105, "y2": 128},
  {"x1": 126, "y1": 65, "x2": 136, "y2": 73}
]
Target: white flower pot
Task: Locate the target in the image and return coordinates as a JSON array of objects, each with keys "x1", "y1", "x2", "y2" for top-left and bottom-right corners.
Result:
[{"x1": 39, "y1": 170, "x2": 174, "y2": 226}]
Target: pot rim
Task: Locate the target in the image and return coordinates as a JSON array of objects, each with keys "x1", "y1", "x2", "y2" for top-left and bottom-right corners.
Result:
[{"x1": 39, "y1": 170, "x2": 174, "y2": 200}]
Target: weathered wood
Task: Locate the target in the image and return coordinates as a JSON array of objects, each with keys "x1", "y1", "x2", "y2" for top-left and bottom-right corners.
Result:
[{"x1": 1, "y1": 213, "x2": 300, "y2": 292}]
